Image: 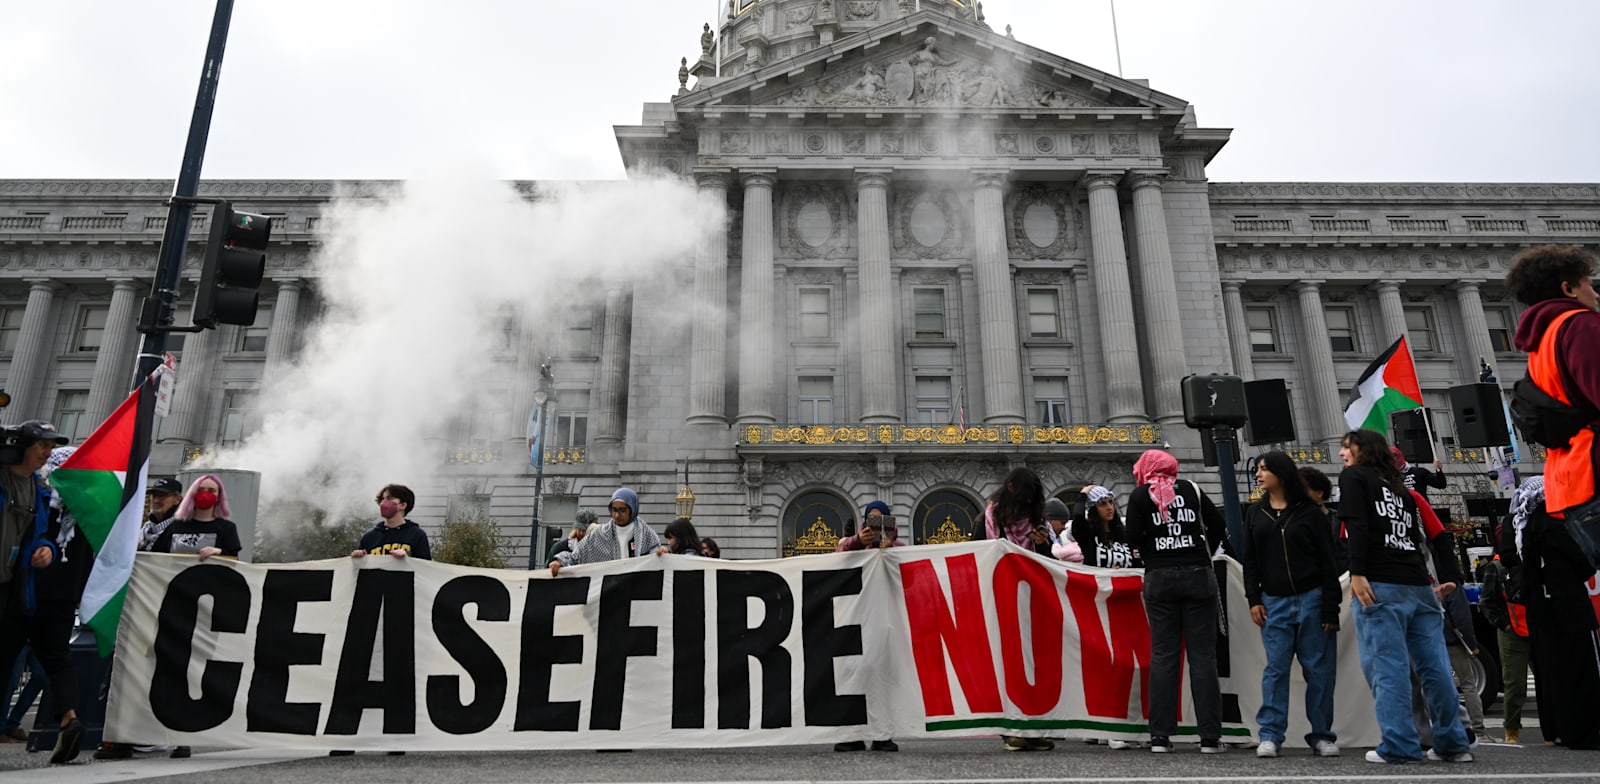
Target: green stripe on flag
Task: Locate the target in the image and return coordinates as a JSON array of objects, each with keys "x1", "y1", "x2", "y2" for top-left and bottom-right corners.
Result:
[
  {"x1": 86, "y1": 583, "x2": 127, "y2": 658},
  {"x1": 1360, "y1": 386, "x2": 1423, "y2": 432},
  {"x1": 45, "y1": 468, "x2": 126, "y2": 552}
]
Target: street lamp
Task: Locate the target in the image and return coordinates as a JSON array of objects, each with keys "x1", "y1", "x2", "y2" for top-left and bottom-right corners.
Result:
[
  {"x1": 675, "y1": 459, "x2": 696, "y2": 519},
  {"x1": 526, "y1": 361, "x2": 556, "y2": 569}
]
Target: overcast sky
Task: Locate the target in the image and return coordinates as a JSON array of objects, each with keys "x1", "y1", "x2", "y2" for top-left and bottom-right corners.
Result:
[{"x1": 4, "y1": 0, "x2": 1596, "y2": 183}]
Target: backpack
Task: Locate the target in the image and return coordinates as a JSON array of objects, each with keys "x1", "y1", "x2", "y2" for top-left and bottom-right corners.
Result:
[{"x1": 1510, "y1": 374, "x2": 1600, "y2": 449}]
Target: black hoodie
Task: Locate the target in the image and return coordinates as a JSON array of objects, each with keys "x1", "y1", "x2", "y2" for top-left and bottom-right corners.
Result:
[{"x1": 1241, "y1": 499, "x2": 1341, "y2": 627}]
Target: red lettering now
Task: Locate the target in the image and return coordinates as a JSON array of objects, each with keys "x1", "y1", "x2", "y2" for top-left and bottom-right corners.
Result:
[
  {"x1": 900, "y1": 554, "x2": 1002, "y2": 716},
  {"x1": 1064, "y1": 570, "x2": 1151, "y2": 719},
  {"x1": 992, "y1": 553, "x2": 1064, "y2": 715}
]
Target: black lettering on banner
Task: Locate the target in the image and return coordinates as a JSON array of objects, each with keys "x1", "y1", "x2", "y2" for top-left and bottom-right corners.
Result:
[
  {"x1": 246, "y1": 570, "x2": 332, "y2": 734},
  {"x1": 427, "y1": 576, "x2": 511, "y2": 735},
  {"x1": 672, "y1": 570, "x2": 706, "y2": 729},
  {"x1": 514, "y1": 577, "x2": 589, "y2": 732},
  {"x1": 151, "y1": 565, "x2": 250, "y2": 732},
  {"x1": 590, "y1": 572, "x2": 664, "y2": 730},
  {"x1": 1211, "y1": 559, "x2": 1242, "y2": 724},
  {"x1": 801, "y1": 568, "x2": 867, "y2": 727},
  {"x1": 717, "y1": 570, "x2": 794, "y2": 730},
  {"x1": 325, "y1": 571, "x2": 417, "y2": 735}
]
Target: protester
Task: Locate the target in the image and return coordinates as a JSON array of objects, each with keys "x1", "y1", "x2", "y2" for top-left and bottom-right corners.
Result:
[
  {"x1": 1514, "y1": 476, "x2": 1600, "y2": 749},
  {"x1": 1, "y1": 647, "x2": 43, "y2": 741},
  {"x1": 983, "y1": 467, "x2": 1054, "y2": 752},
  {"x1": 1044, "y1": 498, "x2": 1082, "y2": 562},
  {"x1": 151, "y1": 474, "x2": 243, "y2": 562},
  {"x1": 1440, "y1": 585, "x2": 1487, "y2": 741},
  {"x1": 1391, "y1": 447, "x2": 1447, "y2": 502},
  {"x1": 700, "y1": 537, "x2": 722, "y2": 559},
  {"x1": 1338, "y1": 428, "x2": 1472, "y2": 763},
  {"x1": 658, "y1": 518, "x2": 704, "y2": 556},
  {"x1": 548, "y1": 509, "x2": 597, "y2": 560},
  {"x1": 1242, "y1": 451, "x2": 1341, "y2": 758},
  {"x1": 550, "y1": 488, "x2": 660, "y2": 575},
  {"x1": 351, "y1": 484, "x2": 430, "y2": 560},
  {"x1": 837, "y1": 501, "x2": 906, "y2": 552},
  {"x1": 1125, "y1": 449, "x2": 1228, "y2": 754},
  {"x1": 1508, "y1": 246, "x2": 1600, "y2": 546},
  {"x1": 1298, "y1": 466, "x2": 1347, "y2": 576},
  {"x1": 1072, "y1": 485, "x2": 1140, "y2": 569},
  {"x1": 138, "y1": 478, "x2": 182, "y2": 551},
  {"x1": 1477, "y1": 528, "x2": 1530, "y2": 745}
]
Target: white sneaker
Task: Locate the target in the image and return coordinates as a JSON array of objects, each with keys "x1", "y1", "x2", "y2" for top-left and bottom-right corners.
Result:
[
  {"x1": 1107, "y1": 739, "x2": 1143, "y2": 750},
  {"x1": 1425, "y1": 748, "x2": 1474, "y2": 763},
  {"x1": 1313, "y1": 740, "x2": 1341, "y2": 757},
  {"x1": 1365, "y1": 749, "x2": 1390, "y2": 764},
  {"x1": 1256, "y1": 740, "x2": 1278, "y2": 758}
]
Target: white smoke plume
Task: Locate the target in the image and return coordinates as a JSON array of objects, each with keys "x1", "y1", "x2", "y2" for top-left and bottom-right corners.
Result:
[{"x1": 196, "y1": 161, "x2": 722, "y2": 520}]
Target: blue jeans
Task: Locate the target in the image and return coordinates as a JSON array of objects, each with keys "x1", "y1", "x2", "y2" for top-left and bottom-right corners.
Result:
[
  {"x1": 1255, "y1": 590, "x2": 1337, "y2": 745},
  {"x1": 1354, "y1": 582, "x2": 1470, "y2": 761},
  {"x1": 2, "y1": 646, "x2": 44, "y2": 732}
]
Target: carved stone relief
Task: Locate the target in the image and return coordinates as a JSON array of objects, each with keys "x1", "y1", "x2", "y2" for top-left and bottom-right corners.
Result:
[
  {"x1": 1109, "y1": 134, "x2": 1139, "y2": 155},
  {"x1": 721, "y1": 132, "x2": 751, "y2": 154},
  {"x1": 894, "y1": 190, "x2": 964, "y2": 259},
  {"x1": 783, "y1": 184, "x2": 851, "y2": 259},
  {"x1": 1008, "y1": 185, "x2": 1076, "y2": 258},
  {"x1": 882, "y1": 133, "x2": 904, "y2": 154},
  {"x1": 995, "y1": 133, "x2": 1019, "y2": 155},
  {"x1": 1071, "y1": 135, "x2": 1095, "y2": 155},
  {"x1": 845, "y1": 0, "x2": 878, "y2": 19},
  {"x1": 843, "y1": 132, "x2": 866, "y2": 154},
  {"x1": 767, "y1": 132, "x2": 792, "y2": 154},
  {"x1": 1034, "y1": 135, "x2": 1055, "y2": 154}
]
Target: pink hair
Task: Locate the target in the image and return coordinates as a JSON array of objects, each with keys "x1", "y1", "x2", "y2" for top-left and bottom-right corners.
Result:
[{"x1": 175, "y1": 473, "x2": 232, "y2": 520}]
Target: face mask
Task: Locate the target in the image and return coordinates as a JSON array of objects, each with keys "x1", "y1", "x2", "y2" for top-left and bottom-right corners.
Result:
[
  {"x1": 194, "y1": 491, "x2": 219, "y2": 510},
  {"x1": 379, "y1": 500, "x2": 400, "y2": 518}
]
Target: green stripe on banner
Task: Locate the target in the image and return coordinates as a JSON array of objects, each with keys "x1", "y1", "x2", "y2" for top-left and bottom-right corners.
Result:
[{"x1": 924, "y1": 717, "x2": 1253, "y2": 736}]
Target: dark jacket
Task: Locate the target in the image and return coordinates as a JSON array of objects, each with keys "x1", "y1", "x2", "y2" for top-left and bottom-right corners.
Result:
[
  {"x1": 1069, "y1": 499, "x2": 1141, "y2": 569},
  {"x1": 1125, "y1": 480, "x2": 1229, "y2": 570},
  {"x1": 1442, "y1": 587, "x2": 1480, "y2": 650},
  {"x1": 1241, "y1": 499, "x2": 1341, "y2": 627},
  {"x1": 358, "y1": 520, "x2": 432, "y2": 560},
  {"x1": 0, "y1": 471, "x2": 59, "y2": 615},
  {"x1": 1514, "y1": 298, "x2": 1600, "y2": 409},
  {"x1": 1402, "y1": 464, "x2": 1447, "y2": 499},
  {"x1": 1522, "y1": 507, "x2": 1600, "y2": 632},
  {"x1": 1479, "y1": 557, "x2": 1523, "y2": 633}
]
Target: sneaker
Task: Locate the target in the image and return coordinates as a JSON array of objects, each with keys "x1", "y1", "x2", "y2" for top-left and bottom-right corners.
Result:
[
  {"x1": 3, "y1": 727, "x2": 26, "y2": 742},
  {"x1": 329, "y1": 750, "x2": 355, "y2": 757},
  {"x1": 1002, "y1": 736, "x2": 1032, "y2": 752},
  {"x1": 50, "y1": 718, "x2": 85, "y2": 764},
  {"x1": 870, "y1": 740, "x2": 899, "y2": 752},
  {"x1": 386, "y1": 751, "x2": 405, "y2": 756},
  {"x1": 1107, "y1": 739, "x2": 1143, "y2": 750},
  {"x1": 1312, "y1": 740, "x2": 1341, "y2": 757},
  {"x1": 133, "y1": 745, "x2": 170, "y2": 753},
  {"x1": 1256, "y1": 740, "x2": 1278, "y2": 758},
  {"x1": 1365, "y1": 749, "x2": 1396, "y2": 764},
  {"x1": 1505, "y1": 728, "x2": 1520, "y2": 744},
  {"x1": 170, "y1": 747, "x2": 191, "y2": 759},
  {"x1": 1425, "y1": 748, "x2": 1474, "y2": 763},
  {"x1": 94, "y1": 744, "x2": 134, "y2": 760},
  {"x1": 834, "y1": 741, "x2": 866, "y2": 752},
  {"x1": 1199, "y1": 738, "x2": 1225, "y2": 754},
  {"x1": 1027, "y1": 737, "x2": 1055, "y2": 751},
  {"x1": 1149, "y1": 736, "x2": 1172, "y2": 753}
]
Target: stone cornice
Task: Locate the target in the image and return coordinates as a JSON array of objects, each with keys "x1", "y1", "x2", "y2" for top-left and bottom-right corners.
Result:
[
  {"x1": 0, "y1": 180, "x2": 409, "y2": 200},
  {"x1": 1209, "y1": 182, "x2": 1600, "y2": 202}
]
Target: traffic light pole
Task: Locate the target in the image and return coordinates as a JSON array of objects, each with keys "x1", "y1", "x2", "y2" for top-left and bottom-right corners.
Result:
[
  {"x1": 1212, "y1": 424, "x2": 1245, "y2": 555},
  {"x1": 132, "y1": 0, "x2": 236, "y2": 387}
]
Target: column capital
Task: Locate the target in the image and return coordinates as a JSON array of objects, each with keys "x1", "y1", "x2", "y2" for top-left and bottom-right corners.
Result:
[
  {"x1": 21, "y1": 277, "x2": 57, "y2": 289},
  {"x1": 739, "y1": 169, "x2": 777, "y2": 188},
  {"x1": 271, "y1": 277, "x2": 304, "y2": 291},
  {"x1": 1126, "y1": 169, "x2": 1170, "y2": 191},
  {"x1": 1451, "y1": 279, "x2": 1487, "y2": 293},
  {"x1": 1080, "y1": 170, "x2": 1125, "y2": 191},
  {"x1": 853, "y1": 169, "x2": 892, "y2": 189},
  {"x1": 971, "y1": 169, "x2": 1009, "y2": 190},
  {"x1": 1219, "y1": 280, "x2": 1242, "y2": 293},
  {"x1": 1295, "y1": 280, "x2": 1323, "y2": 295},
  {"x1": 693, "y1": 169, "x2": 732, "y2": 189},
  {"x1": 107, "y1": 277, "x2": 141, "y2": 290},
  {"x1": 1373, "y1": 279, "x2": 1402, "y2": 292},
  {"x1": 1067, "y1": 264, "x2": 1089, "y2": 281}
]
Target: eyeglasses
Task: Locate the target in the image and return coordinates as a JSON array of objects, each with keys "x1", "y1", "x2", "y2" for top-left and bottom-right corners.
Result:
[{"x1": 608, "y1": 505, "x2": 630, "y2": 515}]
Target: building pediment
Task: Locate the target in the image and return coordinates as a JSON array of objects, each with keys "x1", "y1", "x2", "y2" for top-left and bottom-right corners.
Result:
[{"x1": 676, "y1": 11, "x2": 1189, "y2": 116}]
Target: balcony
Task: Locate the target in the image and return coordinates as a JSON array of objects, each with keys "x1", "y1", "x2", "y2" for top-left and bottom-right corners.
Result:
[
  {"x1": 443, "y1": 445, "x2": 587, "y2": 465},
  {"x1": 737, "y1": 422, "x2": 1164, "y2": 450},
  {"x1": 1443, "y1": 443, "x2": 1547, "y2": 464}
]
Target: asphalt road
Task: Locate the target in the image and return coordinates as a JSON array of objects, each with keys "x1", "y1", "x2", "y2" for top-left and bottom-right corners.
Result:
[{"x1": 3, "y1": 736, "x2": 1599, "y2": 784}]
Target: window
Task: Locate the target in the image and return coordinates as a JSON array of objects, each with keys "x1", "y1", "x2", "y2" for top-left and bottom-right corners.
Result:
[
  {"x1": 1405, "y1": 307, "x2": 1436, "y2": 353},
  {"x1": 1033, "y1": 376, "x2": 1069, "y2": 423},
  {"x1": 914, "y1": 376, "x2": 952, "y2": 424},
  {"x1": 497, "y1": 312, "x2": 519, "y2": 355},
  {"x1": 1325, "y1": 307, "x2": 1357, "y2": 353},
  {"x1": 798, "y1": 376, "x2": 833, "y2": 424},
  {"x1": 1027, "y1": 289, "x2": 1061, "y2": 338},
  {"x1": 74, "y1": 306, "x2": 108, "y2": 352},
  {"x1": 798, "y1": 289, "x2": 830, "y2": 339},
  {"x1": 461, "y1": 403, "x2": 504, "y2": 450},
  {"x1": 236, "y1": 305, "x2": 272, "y2": 352},
  {"x1": 0, "y1": 308, "x2": 23, "y2": 353},
  {"x1": 1423, "y1": 390, "x2": 1454, "y2": 443},
  {"x1": 220, "y1": 390, "x2": 259, "y2": 447},
  {"x1": 1485, "y1": 308, "x2": 1515, "y2": 353},
  {"x1": 54, "y1": 390, "x2": 88, "y2": 441},
  {"x1": 913, "y1": 289, "x2": 946, "y2": 339},
  {"x1": 446, "y1": 494, "x2": 491, "y2": 522},
  {"x1": 1246, "y1": 307, "x2": 1277, "y2": 353},
  {"x1": 565, "y1": 306, "x2": 596, "y2": 355},
  {"x1": 555, "y1": 389, "x2": 590, "y2": 448}
]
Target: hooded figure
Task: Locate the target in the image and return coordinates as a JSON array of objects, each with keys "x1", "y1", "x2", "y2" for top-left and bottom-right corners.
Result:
[
  {"x1": 1517, "y1": 475, "x2": 1600, "y2": 749},
  {"x1": 551, "y1": 487, "x2": 660, "y2": 574}
]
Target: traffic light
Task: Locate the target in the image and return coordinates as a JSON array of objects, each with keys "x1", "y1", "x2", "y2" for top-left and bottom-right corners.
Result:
[{"x1": 192, "y1": 201, "x2": 270, "y2": 328}]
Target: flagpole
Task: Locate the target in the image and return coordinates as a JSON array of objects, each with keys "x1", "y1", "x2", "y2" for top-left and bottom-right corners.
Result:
[{"x1": 1400, "y1": 333, "x2": 1445, "y2": 463}]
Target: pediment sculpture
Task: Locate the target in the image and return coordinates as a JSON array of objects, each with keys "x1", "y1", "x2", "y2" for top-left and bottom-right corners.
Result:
[{"x1": 770, "y1": 37, "x2": 1096, "y2": 109}]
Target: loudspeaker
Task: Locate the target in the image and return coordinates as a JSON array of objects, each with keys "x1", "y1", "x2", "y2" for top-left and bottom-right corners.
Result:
[
  {"x1": 1390, "y1": 409, "x2": 1434, "y2": 464},
  {"x1": 1182, "y1": 374, "x2": 1248, "y2": 429},
  {"x1": 1450, "y1": 383, "x2": 1512, "y2": 448},
  {"x1": 1244, "y1": 379, "x2": 1297, "y2": 445}
]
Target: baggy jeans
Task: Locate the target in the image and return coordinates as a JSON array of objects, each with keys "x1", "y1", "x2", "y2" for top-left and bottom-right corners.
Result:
[
  {"x1": 1255, "y1": 589, "x2": 1337, "y2": 745},
  {"x1": 1354, "y1": 581, "x2": 1470, "y2": 761},
  {"x1": 1144, "y1": 564, "x2": 1222, "y2": 741}
]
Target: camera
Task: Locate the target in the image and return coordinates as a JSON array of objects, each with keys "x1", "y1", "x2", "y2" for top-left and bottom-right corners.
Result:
[{"x1": 0, "y1": 427, "x2": 24, "y2": 467}]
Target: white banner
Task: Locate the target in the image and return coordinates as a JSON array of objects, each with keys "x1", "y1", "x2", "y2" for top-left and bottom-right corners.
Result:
[{"x1": 110, "y1": 544, "x2": 1380, "y2": 750}]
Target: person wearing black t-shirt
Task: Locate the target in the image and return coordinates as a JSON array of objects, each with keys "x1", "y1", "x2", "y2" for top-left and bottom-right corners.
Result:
[
  {"x1": 1391, "y1": 447, "x2": 1447, "y2": 502},
  {"x1": 1071, "y1": 485, "x2": 1141, "y2": 569},
  {"x1": 1124, "y1": 450, "x2": 1228, "y2": 755},
  {"x1": 150, "y1": 474, "x2": 242, "y2": 561},
  {"x1": 1338, "y1": 429, "x2": 1471, "y2": 764},
  {"x1": 351, "y1": 484, "x2": 430, "y2": 561}
]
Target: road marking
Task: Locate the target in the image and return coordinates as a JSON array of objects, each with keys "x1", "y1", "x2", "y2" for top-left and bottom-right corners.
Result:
[
  {"x1": 2, "y1": 750, "x2": 318, "y2": 783},
  {"x1": 613, "y1": 778, "x2": 1600, "y2": 784}
]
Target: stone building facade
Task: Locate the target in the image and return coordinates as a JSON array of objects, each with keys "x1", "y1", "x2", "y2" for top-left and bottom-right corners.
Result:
[{"x1": 1, "y1": 1, "x2": 1596, "y2": 559}]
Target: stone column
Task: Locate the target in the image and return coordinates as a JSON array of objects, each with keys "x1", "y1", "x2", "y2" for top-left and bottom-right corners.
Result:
[
  {"x1": 85, "y1": 279, "x2": 142, "y2": 427},
  {"x1": 1220, "y1": 281, "x2": 1253, "y2": 380},
  {"x1": 264, "y1": 279, "x2": 302, "y2": 375},
  {"x1": 687, "y1": 171, "x2": 730, "y2": 425},
  {"x1": 855, "y1": 170, "x2": 900, "y2": 423},
  {"x1": 1296, "y1": 282, "x2": 1345, "y2": 444},
  {"x1": 1069, "y1": 266, "x2": 1106, "y2": 420},
  {"x1": 163, "y1": 327, "x2": 217, "y2": 444},
  {"x1": 1374, "y1": 280, "x2": 1408, "y2": 346},
  {"x1": 593, "y1": 286, "x2": 630, "y2": 444},
  {"x1": 1127, "y1": 171, "x2": 1188, "y2": 423},
  {"x1": 1, "y1": 280, "x2": 57, "y2": 425},
  {"x1": 1453, "y1": 281, "x2": 1498, "y2": 374},
  {"x1": 1081, "y1": 172, "x2": 1147, "y2": 423},
  {"x1": 736, "y1": 171, "x2": 777, "y2": 424},
  {"x1": 506, "y1": 323, "x2": 539, "y2": 454},
  {"x1": 972, "y1": 170, "x2": 1024, "y2": 423}
]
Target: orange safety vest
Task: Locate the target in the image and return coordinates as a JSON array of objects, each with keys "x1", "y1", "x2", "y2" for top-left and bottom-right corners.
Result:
[{"x1": 1529, "y1": 308, "x2": 1600, "y2": 515}]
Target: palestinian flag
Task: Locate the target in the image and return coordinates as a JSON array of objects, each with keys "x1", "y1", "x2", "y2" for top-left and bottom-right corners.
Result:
[
  {"x1": 1343, "y1": 335, "x2": 1424, "y2": 433},
  {"x1": 48, "y1": 374, "x2": 155, "y2": 656}
]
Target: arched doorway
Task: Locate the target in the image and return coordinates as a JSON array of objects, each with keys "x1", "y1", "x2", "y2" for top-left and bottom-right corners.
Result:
[
  {"x1": 782, "y1": 490, "x2": 853, "y2": 557},
  {"x1": 913, "y1": 489, "x2": 982, "y2": 545}
]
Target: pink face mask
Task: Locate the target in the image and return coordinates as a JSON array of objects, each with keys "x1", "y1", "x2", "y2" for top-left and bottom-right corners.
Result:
[{"x1": 379, "y1": 500, "x2": 401, "y2": 518}]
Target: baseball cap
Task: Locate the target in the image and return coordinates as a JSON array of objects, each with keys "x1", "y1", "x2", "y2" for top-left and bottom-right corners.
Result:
[
  {"x1": 16, "y1": 420, "x2": 69, "y2": 446},
  {"x1": 150, "y1": 478, "x2": 184, "y2": 496}
]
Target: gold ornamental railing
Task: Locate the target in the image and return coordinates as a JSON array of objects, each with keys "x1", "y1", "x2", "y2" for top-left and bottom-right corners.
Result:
[{"x1": 740, "y1": 422, "x2": 1163, "y2": 448}]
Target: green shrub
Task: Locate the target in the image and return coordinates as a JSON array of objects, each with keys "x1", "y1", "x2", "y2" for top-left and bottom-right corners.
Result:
[
  {"x1": 433, "y1": 511, "x2": 511, "y2": 569},
  {"x1": 254, "y1": 503, "x2": 371, "y2": 563}
]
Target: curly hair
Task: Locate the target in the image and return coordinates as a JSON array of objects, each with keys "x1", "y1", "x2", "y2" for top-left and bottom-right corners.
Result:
[
  {"x1": 1506, "y1": 244, "x2": 1597, "y2": 306},
  {"x1": 1341, "y1": 429, "x2": 1406, "y2": 496}
]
